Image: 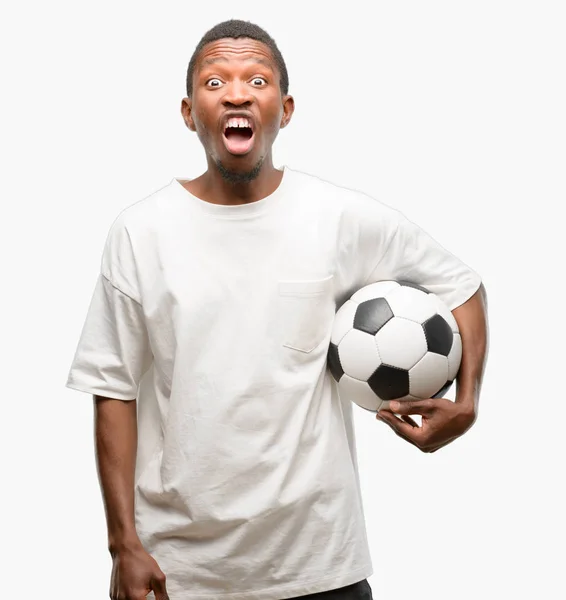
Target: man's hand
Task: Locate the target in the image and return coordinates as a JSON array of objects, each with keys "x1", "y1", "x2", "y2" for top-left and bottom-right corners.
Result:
[
  {"x1": 110, "y1": 545, "x2": 169, "y2": 600},
  {"x1": 376, "y1": 398, "x2": 476, "y2": 452}
]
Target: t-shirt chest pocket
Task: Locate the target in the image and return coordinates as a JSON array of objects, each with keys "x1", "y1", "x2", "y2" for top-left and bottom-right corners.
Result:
[{"x1": 277, "y1": 275, "x2": 335, "y2": 353}]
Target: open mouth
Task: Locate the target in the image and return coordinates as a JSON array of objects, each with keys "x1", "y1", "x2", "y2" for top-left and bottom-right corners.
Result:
[{"x1": 222, "y1": 122, "x2": 255, "y2": 155}]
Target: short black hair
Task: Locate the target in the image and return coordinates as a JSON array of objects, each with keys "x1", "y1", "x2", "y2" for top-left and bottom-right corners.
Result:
[{"x1": 186, "y1": 19, "x2": 289, "y2": 98}]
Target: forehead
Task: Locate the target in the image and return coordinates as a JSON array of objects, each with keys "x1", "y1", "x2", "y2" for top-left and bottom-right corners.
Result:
[{"x1": 196, "y1": 37, "x2": 276, "y2": 72}]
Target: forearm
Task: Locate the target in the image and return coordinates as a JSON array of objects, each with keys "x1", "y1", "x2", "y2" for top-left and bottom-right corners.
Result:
[
  {"x1": 452, "y1": 283, "x2": 489, "y2": 413},
  {"x1": 94, "y1": 395, "x2": 143, "y2": 554}
]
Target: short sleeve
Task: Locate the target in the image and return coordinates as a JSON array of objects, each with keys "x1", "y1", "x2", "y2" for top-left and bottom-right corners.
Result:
[
  {"x1": 338, "y1": 191, "x2": 482, "y2": 311},
  {"x1": 367, "y1": 209, "x2": 482, "y2": 310},
  {"x1": 65, "y1": 214, "x2": 152, "y2": 399}
]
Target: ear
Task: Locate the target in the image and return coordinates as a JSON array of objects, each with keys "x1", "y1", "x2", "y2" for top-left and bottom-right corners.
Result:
[
  {"x1": 181, "y1": 98, "x2": 196, "y2": 131},
  {"x1": 280, "y1": 94, "x2": 295, "y2": 129}
]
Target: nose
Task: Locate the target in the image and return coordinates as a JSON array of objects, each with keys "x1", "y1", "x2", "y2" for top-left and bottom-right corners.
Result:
[{"x1": 222, "y1": 79, "x2": 254, "y2": 107}]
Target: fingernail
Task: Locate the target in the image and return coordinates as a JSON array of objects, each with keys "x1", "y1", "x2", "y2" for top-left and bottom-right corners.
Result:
[{"x1": 389, "y1": 401, "x2": 400, "y2": 411}]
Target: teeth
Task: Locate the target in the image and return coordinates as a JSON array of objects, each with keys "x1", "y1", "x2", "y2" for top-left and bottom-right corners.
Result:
[{"x1": 225, "y1": 117, "x2": 252, "y2": 130}]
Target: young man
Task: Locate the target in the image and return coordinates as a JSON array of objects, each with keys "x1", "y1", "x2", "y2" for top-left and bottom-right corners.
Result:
[{"x1": 66, "y1": 19, "x2": 488, "y2": 600}]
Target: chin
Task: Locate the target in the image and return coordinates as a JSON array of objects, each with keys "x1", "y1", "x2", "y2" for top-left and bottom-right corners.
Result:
[{"x1": 216, "y1": 155, "x2": 265, "y2": 184}]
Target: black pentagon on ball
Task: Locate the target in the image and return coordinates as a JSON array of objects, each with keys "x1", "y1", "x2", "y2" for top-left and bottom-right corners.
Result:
[
  {"x1": 327, "y1": 342, "x2": 344, "y2": 382},
  {"x1": 368, "y1": 365, "x2": 410, "y2": 400},
  {"x1": 433, "y1": 380, "x2": 454, "y2": 398},
  {"x1": 423, "y1": 314, "x2": 453, "y2": 356},
  {"x1": 353, "y1": 297, "x2": 394, "y2": 336},
  {"x1": 398, "y1": 280, "x2": 431, "y2": 294}
]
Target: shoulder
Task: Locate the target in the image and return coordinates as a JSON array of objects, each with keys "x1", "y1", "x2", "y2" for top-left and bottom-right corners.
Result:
[
  {"x1": 109, "y1": 178, "x2": 180, "y2": 235},
  {"x1": 286, "y1": 166, "x2": 397, "y2": 220},
  {"x1": 286, "y1": 165, "x2": 366, "y2": 201},
  {"x1": 102, "y1": 178, "x2": 181, "y2": 270}
]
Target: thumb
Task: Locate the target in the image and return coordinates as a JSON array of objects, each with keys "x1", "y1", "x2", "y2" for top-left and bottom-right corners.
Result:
[
  {"x1": 151, "y1": 571, "x2": 169, "y2": 600},
  {"x1": 386, "y1": 399, "x2": 434, "y2": 416}
]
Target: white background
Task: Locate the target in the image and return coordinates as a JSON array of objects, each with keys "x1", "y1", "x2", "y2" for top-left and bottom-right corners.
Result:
[{"x1": 2, "y1": 1, "x2": 564, "y2": 598}]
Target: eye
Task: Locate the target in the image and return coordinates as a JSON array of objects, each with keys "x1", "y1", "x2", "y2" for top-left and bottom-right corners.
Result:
[
  {"x1": 251, "y1": 77, "x2": 267, "y2": 86},
  {"x1": 206, "y1": 78, "x2": 223, "y2": 88}
]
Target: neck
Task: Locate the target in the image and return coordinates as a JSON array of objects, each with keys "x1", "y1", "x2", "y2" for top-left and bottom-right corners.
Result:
[{"x1": 185, "y1": 155, "x2": 283, "y2": 206}]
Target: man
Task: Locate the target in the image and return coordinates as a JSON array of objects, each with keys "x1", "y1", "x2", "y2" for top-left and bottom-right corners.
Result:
[{"x1": 66, "y1": 18, "x2": 488, "y2": 600}]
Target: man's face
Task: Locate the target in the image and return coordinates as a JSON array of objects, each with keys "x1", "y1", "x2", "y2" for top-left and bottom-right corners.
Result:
[{"x1": 181, "y1": 38, "x2": 294, "y2": 180}]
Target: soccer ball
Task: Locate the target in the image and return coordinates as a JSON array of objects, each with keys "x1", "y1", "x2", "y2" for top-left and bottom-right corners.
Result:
[{"x1": 327, "y1": 280, "x2": 462, "y2": 412}]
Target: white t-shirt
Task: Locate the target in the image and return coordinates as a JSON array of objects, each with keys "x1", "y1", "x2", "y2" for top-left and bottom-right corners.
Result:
[{"x1": 66, "y1": 166, "x2": 481, "y2": 600}]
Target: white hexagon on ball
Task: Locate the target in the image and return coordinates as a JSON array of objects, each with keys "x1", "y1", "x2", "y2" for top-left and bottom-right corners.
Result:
[
  {"x1": 375, "y1": 317, "x2": 428, "y2": 370},
  {"x1": 409, "y1": 352, "x2": 449, "y2": 398},
  {"x1": 338, "y1": 328, "x2": 382, "y2": 381},
  {"x1": 338, "y1": 374, "x2": 384, "y2": 412},
  {"x1": 385, "y1": 285, "x2": 437, "y2": 323}
]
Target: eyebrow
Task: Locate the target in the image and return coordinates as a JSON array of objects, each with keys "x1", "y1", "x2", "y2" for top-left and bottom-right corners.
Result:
[{"x1": 200, "y1": 57, "x2": 273, "y2": 70}]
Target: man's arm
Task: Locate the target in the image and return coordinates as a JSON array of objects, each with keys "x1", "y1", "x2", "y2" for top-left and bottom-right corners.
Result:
[
  {"x1": 94, "y1": 396, "x2": 169, "y2": 600},
  {"x1": 94, "y1": 396, "x2": 141, "y2": 554},
  {"x1": 452, "y1": 283, "x2": 489, "y2": 415},
  {"x1": 376, "y1": 285, "x2": 489, "y2": 452}
]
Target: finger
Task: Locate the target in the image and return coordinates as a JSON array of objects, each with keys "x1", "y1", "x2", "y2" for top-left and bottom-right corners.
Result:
[
  {"x1": 152, "y1": 572, "x2": 170, "y2": 600},
  {"x1": 401, "y1": 415, "x2": 420, "y2": 428},
  {"x1": 386, "y1": 399, "x2": 435, "y2": 416},
  {"x1": 384, "y1": 423, "x2": 421, "y2": 448},
  {"x1": 377, "y1": 410, "x2": 423, "y2": 443}
]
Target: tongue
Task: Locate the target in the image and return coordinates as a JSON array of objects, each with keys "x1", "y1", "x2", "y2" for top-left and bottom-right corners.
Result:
[{"x1": 224, "y1": 129, "x2": 254, "y2": 154}]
